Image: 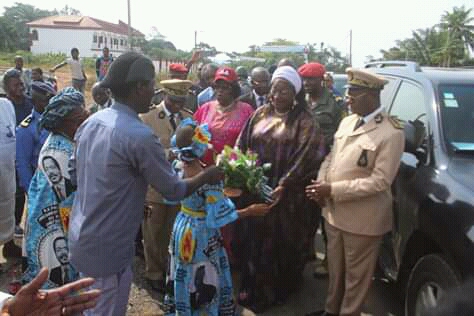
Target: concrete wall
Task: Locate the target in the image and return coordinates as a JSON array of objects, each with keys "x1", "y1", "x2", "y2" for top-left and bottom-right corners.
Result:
[{"x1": 29, "y1": 28, "x2": 131, "y2": 58}]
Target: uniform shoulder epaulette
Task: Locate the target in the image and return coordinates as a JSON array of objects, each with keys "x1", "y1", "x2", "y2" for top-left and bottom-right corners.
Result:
[
  {"x1": 20, "y1": 115, "x2": 32, "y2": 128},
  {"x1": 388, "y1": 115, "x2": 404, "y2": 129}
]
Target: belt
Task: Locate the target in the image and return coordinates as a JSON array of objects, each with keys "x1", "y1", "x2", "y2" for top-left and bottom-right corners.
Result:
[{"x1": 181, "y1": 205, "x2": 206, "y2": 218}]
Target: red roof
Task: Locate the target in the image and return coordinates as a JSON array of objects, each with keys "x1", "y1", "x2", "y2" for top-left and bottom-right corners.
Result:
[{"x1": 26, "y1": 15, "x2": 144, "y2": 37}]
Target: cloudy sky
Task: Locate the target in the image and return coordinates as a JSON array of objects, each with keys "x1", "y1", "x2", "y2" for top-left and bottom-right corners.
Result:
[{"x1": 1, "y1": 0, "x2": 472, "y2": 66}]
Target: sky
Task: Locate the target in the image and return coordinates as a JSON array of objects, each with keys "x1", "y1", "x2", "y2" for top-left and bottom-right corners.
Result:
[{"x1": 1, "y1": 0, "x2": 473, "y2": 67}]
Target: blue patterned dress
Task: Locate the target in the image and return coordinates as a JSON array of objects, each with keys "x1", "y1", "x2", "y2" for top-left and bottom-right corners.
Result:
[
  {"x1": 164, "y1": 182, "x2": 238, "y2": 316},
  {"x1": 23, "y1": 133, "x2": 78, "y2": 288}
]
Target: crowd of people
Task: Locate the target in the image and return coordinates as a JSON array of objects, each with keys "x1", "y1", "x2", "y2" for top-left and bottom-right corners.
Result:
[{"x1": 0, "y1": 46, "x2": 469, "y2": 316}]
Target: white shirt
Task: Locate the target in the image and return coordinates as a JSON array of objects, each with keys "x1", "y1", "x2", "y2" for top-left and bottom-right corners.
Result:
[
  {"x1": 253, "y1": 90, "x2": 266, "y2": 107},
  {"x1": 0, "y1": 98, "x2": 16, "y2": 244},
  {"x1": 66, "y1": 58, "x2": 85, "y2": 80}
]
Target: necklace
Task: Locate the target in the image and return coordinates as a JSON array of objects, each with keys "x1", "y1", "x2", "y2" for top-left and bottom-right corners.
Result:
[{"x1": 274, "y1": 108, "x2": 290, "y2": 116}]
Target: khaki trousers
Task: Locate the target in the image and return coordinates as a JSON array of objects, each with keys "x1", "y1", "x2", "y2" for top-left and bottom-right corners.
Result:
[
  {"x1": 325, "y1": 220, "x2": 382, "y2": 316},
  {"x1": 142, "y1": 202, "x2": 179, "y2": 281}
]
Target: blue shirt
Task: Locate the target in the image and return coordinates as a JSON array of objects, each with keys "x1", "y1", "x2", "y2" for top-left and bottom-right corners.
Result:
[
  {"x1": 68, "y1": 102, "x2": 187, "y2": 277},
  {"x1": 197, "y1": 86, "x2": 214, "y2": 106},
  {"x1": 15, "y1": 110, "x2": 49, "y2": 191},
  {"x1": 11, "y1": 96, "x2": 34, "y2": 125}
]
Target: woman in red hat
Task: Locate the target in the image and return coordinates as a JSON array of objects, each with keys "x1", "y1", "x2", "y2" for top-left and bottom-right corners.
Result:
[{"x1": 193, "y1": 67, "x2": 254, "y2": 166}]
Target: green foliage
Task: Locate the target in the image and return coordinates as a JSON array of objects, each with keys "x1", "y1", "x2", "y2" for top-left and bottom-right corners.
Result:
[
  {"x1": 216, "y1": 145, "x2": 271, "y2": 196},
  {"x1": 241, "y1": 39, "x2": 349, "y2": 72},
  {"x1": 380, "y1": 5, "x2": 474, "y2": 67},
  {"x1": 0, "y1": 3, "x2": 56, "y2": 51}
]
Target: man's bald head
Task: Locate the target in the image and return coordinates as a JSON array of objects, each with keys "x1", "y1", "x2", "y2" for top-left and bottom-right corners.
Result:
[
  {"x1": 250, "y1": 67, "x2": 271, "y2": 96},
  {"x1": 277, "y1": 58, "x2": 296, "y2": 69}
]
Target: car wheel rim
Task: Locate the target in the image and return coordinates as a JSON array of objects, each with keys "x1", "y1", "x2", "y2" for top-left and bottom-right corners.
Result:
[{"x1": 415, "y1": 282, "x2": 443, "y2": 316}]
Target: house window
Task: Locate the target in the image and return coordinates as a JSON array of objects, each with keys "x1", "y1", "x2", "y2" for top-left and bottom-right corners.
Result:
[
  {"x1": 93, "y1": 35, "x2": 97, "y2": 43},
  {"x1": 31, "y1": 29, "x2": 38, "y2": 41},
  {"x1": 120, "y1": 39, "x2": 124, "y2": 46}
]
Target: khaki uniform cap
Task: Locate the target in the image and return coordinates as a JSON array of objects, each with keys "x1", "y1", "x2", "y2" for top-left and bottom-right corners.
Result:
[{"x1": 345, "y1": 68, "x2": 387, "y2": 90}]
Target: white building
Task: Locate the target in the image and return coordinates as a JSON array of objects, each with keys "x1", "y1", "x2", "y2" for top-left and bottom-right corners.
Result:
[{"x1": 26, "y1": 15, "x2": 144, "y2": 58}]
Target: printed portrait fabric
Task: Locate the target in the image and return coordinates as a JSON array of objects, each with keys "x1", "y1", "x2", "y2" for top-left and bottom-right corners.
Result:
[{"x1": 23, "y1": 134, "x2": 78, "y2": 288}]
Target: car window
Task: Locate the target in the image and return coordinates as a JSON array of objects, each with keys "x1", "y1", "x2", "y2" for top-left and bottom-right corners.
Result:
[
  {"x1": 439, "y1": 84, "x2": 474, "y2": 151},
  {"x1": 380, "y1": 76, "x2": 400, "y2": 110},
  {"x1": 388, "y1": 80, "x2": 426, "y2": 124}
]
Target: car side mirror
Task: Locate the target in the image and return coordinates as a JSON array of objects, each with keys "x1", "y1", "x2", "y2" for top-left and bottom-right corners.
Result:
[{"x1": 404, "y1": 119, "x2": 427, "y2": 163}]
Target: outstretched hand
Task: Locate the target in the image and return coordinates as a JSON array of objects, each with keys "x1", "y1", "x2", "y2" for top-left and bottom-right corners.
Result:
[
  {"x1": 202, "y1": 165, "x2": 225, "y2": 184},
  {"x1": 4, "y1": 268, "x2": 100, "y2": 316},
  {"x1": 244, "y1": 203, "x2": 271, "y2": 217}
]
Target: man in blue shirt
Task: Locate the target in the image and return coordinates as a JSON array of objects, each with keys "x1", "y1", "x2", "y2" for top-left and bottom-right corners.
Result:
[
  {"x1": 3, "y1": 68, "x2": 34, "y2": 257},
  {"x1": 16, "y1": 81, "x2": 56, "y2": 193},
  {"x1": 197, "y1": 63, "x2": 218, "y2": 106},
  {"x1": 68, "y1": 52, "x2": 224, "y2": 316}
]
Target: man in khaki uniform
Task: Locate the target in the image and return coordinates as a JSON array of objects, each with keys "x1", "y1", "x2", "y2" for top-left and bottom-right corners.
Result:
[
  {"x1": 140, "y1": 79, "x2": 193, "y2": 292},
  {"x1": 305, "y1": 68, "x2": 405, "y2": 316}
]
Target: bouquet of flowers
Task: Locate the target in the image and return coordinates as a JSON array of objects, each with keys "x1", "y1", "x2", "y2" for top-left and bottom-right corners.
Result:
[{"x1": 216, "y1": 145, "x2": 273, "y2": 203}]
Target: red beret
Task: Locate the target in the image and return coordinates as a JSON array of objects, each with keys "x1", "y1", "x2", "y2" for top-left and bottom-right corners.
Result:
[
  {"x1": 169, "y1": 63, "x2": 188, "y2": 73},
  {"x1": 297, "y1": 62, "x2": 326, "y2": 78}
]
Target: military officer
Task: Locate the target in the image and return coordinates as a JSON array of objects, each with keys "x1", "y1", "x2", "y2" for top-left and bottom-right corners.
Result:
[
  {"x1": 139, "y1": 79, "x2": 193, "y2": 292},
  {"x1": 16, "y1": 81, "x2": 56, "y2": 193},
  {"x1": 305, "y1": 68, "x2": 405, "y2": 316},
  {"x1": 298, "y1": 62, "x2": 342, "y2": 153}
]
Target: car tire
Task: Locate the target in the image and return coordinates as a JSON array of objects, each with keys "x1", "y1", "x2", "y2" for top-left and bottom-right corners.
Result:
[{"x1": 405, "y1": 254, "x2": 461, "y2": 316}]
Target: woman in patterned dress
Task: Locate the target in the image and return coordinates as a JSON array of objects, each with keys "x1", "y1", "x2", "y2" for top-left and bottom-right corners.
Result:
[
  {"x1": 235, "y1": 66, "x2": 325, "y2": 311},
  {"x1": 163, "y1": 119, "x2": 269, "y2": 316},
  {"x1": 23, "y1": 87, "x2": 88, "y2": 288}
]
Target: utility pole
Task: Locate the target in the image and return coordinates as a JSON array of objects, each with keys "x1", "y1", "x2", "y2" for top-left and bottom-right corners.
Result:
[
  {"x1": 194, "y1": 30, "x2": 197, "y2": 49},
  {"x1": 349, "y1": 29, "x2": 352, "y2": 66},
  {"x1": 127, "y1": 0, "x2": 132, "y2": 51}
]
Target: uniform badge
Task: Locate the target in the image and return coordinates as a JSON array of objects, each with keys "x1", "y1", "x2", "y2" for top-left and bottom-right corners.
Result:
[
  {"x1": 158, "y1": 111, "x2": 166, "y2": 119},
  {"x1": 20, "y1": 116, "x2": 32, "y2": 128},
  {"x1": 374, "y1": 113, "x2": 383, "y2": 124},
  {"x1": 357, "y1": 150, "x2": 368, "y2": 167},
  {"x1": 388, "y1": 116, "x2": 404, "y2": 129}
]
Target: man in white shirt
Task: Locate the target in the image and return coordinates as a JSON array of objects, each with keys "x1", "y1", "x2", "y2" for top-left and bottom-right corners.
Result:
[
  {"x1": 0, "y1": 98, "x2": 16, "y2": 258},
  {"x1": 50, "y1": 48, "x2": 87, "y2": 93}
]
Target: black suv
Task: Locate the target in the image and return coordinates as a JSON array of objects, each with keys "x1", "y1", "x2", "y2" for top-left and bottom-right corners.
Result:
[{"x1": 363, "y1": 61, "x2": 474, "y2": 316}]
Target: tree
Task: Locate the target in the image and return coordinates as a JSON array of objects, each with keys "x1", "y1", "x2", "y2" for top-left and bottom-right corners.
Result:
[
  {"x1": 0, "y1": 3, "x2": 55, "y2": 51},
  {"x1": 440, "y1": 5, "x2": 474, "y2": 66},
  {"x1": 380, "y1": 6, "x2": 474, "y2": 67},
  {"x1": 58, "y1": 5, "x2": 82, "y2": 16}
]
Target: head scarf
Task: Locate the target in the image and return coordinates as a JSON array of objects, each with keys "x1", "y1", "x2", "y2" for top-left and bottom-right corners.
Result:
[
  {"x1": 271, "y1": 65, "x2": 302, "y2": 94},
  {"x1": 39, "y1": 87, "x2": 84, "y2": 131},
  {"x1": 170, "y1": 118, "x2": 212, "y2": 162}
]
